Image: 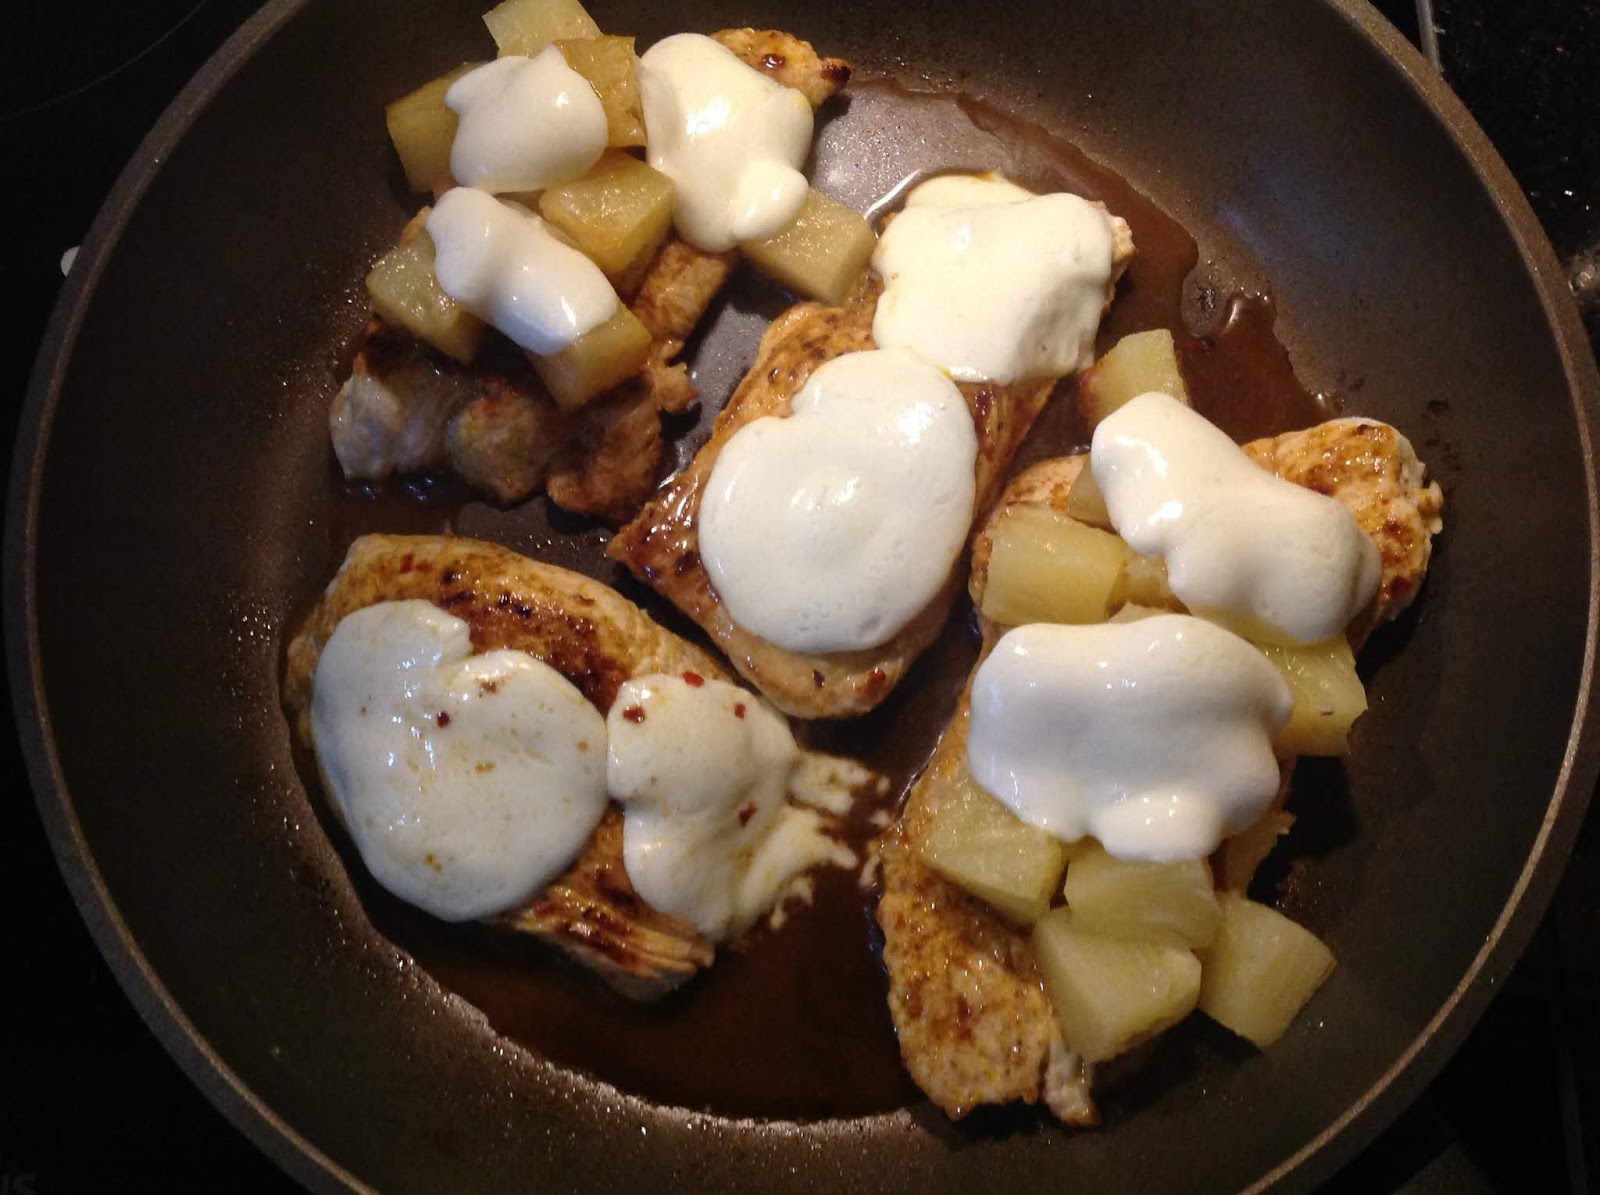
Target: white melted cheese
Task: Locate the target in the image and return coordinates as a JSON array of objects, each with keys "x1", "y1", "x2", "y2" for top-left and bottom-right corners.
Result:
[
  {"x1": 1092, "y1": 392, "x2": 1382, "y2": 645},
  {"x1": 309, "y1": 600, "x2": 608, "y2": 922},
  {"x1": 967, "y1": 617, "x2": 1292, "y2": 861},
  {"x1": 425, "y1": 187, "x2": 618, "y2": 354},
  {"x1": 606, "y1": 674, "x2": 857, "y2": 941},
  {"x1": 871, "y1": 173, "x2": 1118, "y2": 384},
  {"x1": 638, "y1": 32, "x2": 814, "y2": 252},
  {"x1": 445, "y1": 49, "x2": 607, "y2": 194},
  {"x1": 698, "y1": 348, "x2": 978, "y2": 653}
]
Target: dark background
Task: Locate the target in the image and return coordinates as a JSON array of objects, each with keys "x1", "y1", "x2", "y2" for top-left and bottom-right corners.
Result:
[{"x1": 2, "y1": 1, "x2": 1596, "y2": 1190}]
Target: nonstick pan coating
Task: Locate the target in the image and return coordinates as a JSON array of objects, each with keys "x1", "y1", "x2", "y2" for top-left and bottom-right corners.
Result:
[{"x1": 8, "y1": 0, "x2": 1599, "y2": 1190}]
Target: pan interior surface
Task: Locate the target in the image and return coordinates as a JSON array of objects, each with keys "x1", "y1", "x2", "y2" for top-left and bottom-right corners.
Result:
[{"x1": 11, "y1": 0, "x2": 1597, "y2": 1191}]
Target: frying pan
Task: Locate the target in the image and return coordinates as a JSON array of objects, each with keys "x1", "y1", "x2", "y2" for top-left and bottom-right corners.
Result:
[{"x1": 8, "y1": 0, "x2": 1599, "y2": 1190}]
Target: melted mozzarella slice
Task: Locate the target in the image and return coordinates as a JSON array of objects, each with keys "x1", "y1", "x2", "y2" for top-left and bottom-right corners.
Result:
[
  {"x1": 310, "y1": 600, "x2": 608, "y2": 922},
  {"x1": 871, "y1": 173, "x2": 1119, "y2": 384},
  {"x1": 967, "y1": 617, "x2": 1293, "y2": 861},
  {"x1": 425, "y1": 187, "x2": 618, "y2": 354},
  {"x1": 638, "y1": 33, "x2": 814, "y2": 251},
  {"x1": 698, "y1": 348, "x2": 978, "y2": 653},
  {"x1": 1092, "y1": 392, "x2": 1382, "y2": 645},
  {"x1": 446, "y1": 49, "x2": 608, "y2": 194},
  {"x1": 606, "y1": 674, "x2": 857, "y2": 940}
]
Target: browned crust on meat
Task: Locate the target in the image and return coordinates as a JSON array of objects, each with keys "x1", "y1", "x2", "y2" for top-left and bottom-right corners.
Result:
[
  {"x1": 283, "y1": 534, "x2": 722, "y2": 997},
  {"x1": 501, "y1": 810, "x2": 713, "y2": 1000},
  {"x1": 607, "y1": 275, "x2": 1058, "y2": 718},
  {"x1": 710, "y1": 28, "x2": 853, "y2": 107}
]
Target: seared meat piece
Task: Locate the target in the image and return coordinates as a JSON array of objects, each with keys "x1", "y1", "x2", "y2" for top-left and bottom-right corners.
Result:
[
  {"x1": 878, "y1": 418, "x2": 1442, "y2": 1122},
  {"x1": 501, "y1": 811, "x2": 711, "y2": 1000},
  {"x1": 610, "y1": 211, "x2": 1134, "y2": 719},
  {"x1": 1242, "y1": 417, "x2": 1444, "y2": 646},
  {"x1": 710, "y1": 27, "x2": 852, "y2": 107},
  {"x1": 284, "y1": 534, "x2": 734, "y2": 999},
  {"x1": 331, "y1": 31, "x2": 848, "y2": 521},
  {"x1": 328, "y1": 321, "x2": 477, "y2": 479}
]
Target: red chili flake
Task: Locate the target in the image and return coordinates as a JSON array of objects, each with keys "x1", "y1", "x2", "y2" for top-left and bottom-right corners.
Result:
[
  {"x1": 435, "y1": 711, "x2": 451, "y2": 727},
  {"x1": 682, "y1": 671, "x2": 705, "y2": 687},
  {"x1": 762, "y1": 52, "x2": 786, "y2": 69},
  {"x1": 733, "y1": 703, "x2": 747, "y2": 719},
  {"x1": 738, "y1": 803, "x2": 757, "y2": 827},
  {"x1": 622, "y1": 705, "x2": 646, "y2": 723}
]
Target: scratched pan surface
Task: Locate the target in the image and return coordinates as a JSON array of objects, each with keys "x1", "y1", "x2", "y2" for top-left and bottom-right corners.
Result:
[{"x1": 8, "y1": 0, "x2": 1600, "y2": 1190}]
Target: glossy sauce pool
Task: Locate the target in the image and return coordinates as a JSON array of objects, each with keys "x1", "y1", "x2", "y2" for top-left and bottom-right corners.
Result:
[{"x1": 303, "y1": 79, "x2": 1332, "y2": 1120}]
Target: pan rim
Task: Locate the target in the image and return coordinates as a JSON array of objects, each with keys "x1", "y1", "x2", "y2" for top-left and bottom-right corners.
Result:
[{"x1": 5, "y1": 1, "x2": 1597, "y2": 1191}]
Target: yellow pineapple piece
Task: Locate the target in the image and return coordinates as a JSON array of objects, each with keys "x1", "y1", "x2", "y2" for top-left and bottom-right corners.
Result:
[
  {"x1": 1118, "y1": 547, "x2": 1178, "y2": 610},
  {"x1": 1198, "y1": 893, "x2": 1335, "y2": 1048},
  {"x1": 366, "y1": 230, "x2": 485, "y2": 364},
  {"x1": 557, "y1": 36, "x2": 646, "y2": 147},
  {"x1": 538, "y1": 151, "x2": 674, "y2": 283},
  {"x1": 385, "y1": 64, "x2": 476, "y2": 196},
  {"x1": 1081, "y1": 328, "x2": 1191, "y2": 428},
  {"x1": 741, "y1": 189, "x2": 877, "y2": 306},
  {"x1": 1033, "y1": 909, "x2": 1201, "y2": 1063},
  {"x1": 980, "y1": 505, "x2": 1127, "y2": 627},
  {"x1": 483, "y1": 0, "x2": 600, "y2": 57},
  {"x1": 1061, "y1": 465, "x2": 1112, "y2": 529},
  {"x1": 916, "y1": 771, "x2": 1067, "y2": 924},
  {"x1": 1255, "y1": 636, "x2": 1367, "y2": 756},
  {"x1": 531, "y1": 304, "x2": 651, "y2": 409},
  {"x1": 1062, "y1": 840, "x2": 1221, "y2": 949}
]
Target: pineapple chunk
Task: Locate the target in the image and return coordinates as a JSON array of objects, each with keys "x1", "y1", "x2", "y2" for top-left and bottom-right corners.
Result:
[
  {"x1": 538, "y1": 151, "x2": 674, "y2": 284},
  {"x1": 1062, "y1": 840, "x2": 1221, "y2": 949},
  {"x1": 366, "y1": 230, "x2": 485, "y2": 364},
  {"x1": 1198, "y1": 893, "x2": 1335, "y2": 1048},
  {"x1": 483, "y1": 0, "x2": 600, "y2": 57},
  {"x1": 557, "y1": 36, "x2": 646, "y2": 147},
  {"x1": 742, "y1": 189, "x2": 877, "y2": 306},
  {"x1": 385, "y1": 64, "x2": 476, "y2": 196},
  {"x1": 1118, "y1": 547, "x2": 1177, "y2": 610},
  {"x1": 980, "y1": 505, "x2": 1127, "y2": 627},
  {"x1": 1061, "y1": 465, "x2": 1112, "y2": 529},
  {"x1": 1081, "y1": 328, "x2": 1191, "y2": 429},
  {"x1": 532, "y1": 304, "x2": 651, "y2": 409},
  {"x1": 1033, "y1": 909, "x2": 1201, "y2": 1063},
  {"x1": 1255, "y1": 637, "x2": 1367, "y2": 756},
  {"x1": 916, "y1": 772, "x2": 1067, "y2": 924}
]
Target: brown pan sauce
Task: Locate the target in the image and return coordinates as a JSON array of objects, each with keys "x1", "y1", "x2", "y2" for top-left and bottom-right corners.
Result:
[{"x1": 313, "y1": 80, "x2": 1330, "y2": 1119}]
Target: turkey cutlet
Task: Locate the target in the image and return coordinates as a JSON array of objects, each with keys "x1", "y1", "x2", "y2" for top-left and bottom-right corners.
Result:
[
  {"x1": 286, "y1": 533, "x2": 857, "y2": 1000},
  {"x1": 876, "y1": 418, "x2": 1443, "y2": 1122},
  {"x1": 609, "y1": 218, "x2": 1136, "y2": 720}
]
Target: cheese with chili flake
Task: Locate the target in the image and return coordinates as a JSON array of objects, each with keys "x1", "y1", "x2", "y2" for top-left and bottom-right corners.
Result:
[{"x1": 604, "y1": 672, "x2": 859, "y2": 939}]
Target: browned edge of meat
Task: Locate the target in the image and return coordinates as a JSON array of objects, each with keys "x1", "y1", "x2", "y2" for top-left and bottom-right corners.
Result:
[
  {"x1": 877, "y1": 417, "x2": 1443, "y2": 1122},
  {"x1": 1242, "y1": 417, "x2": 1444, "y2": 647},
  {"x1": 711, "y1": 27, "x2": 852, "y2": 106},
  {"x1": 331, "y1": 30, "x2": 852, "y2": 522},
  {"x1": 283, "y1": 533, "x2": 729, "y2": 999}
]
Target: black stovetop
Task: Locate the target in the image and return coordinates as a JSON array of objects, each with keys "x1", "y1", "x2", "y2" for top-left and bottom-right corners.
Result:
[{"x1": 3, "y1": 2, "x2": 1596, "y2": 1190}]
